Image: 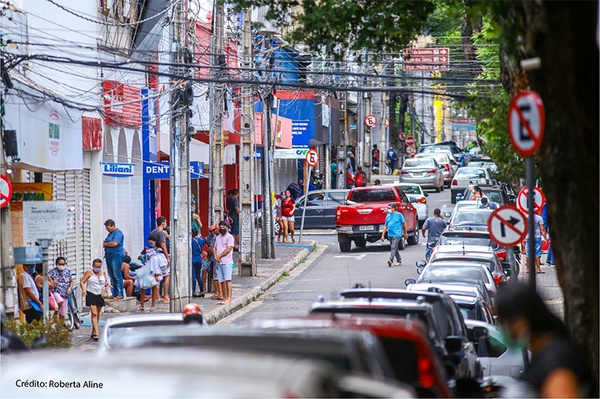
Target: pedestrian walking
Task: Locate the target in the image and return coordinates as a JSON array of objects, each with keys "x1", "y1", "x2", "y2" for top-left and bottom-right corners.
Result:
[
  {"x1": 17, "y1": 264, "x2": 43, "y2": 323},
  {"x1": 214, "y1": 221, "x2": 235, "y2": 305},
  {"x1": 355, "y1": 166, "x2": 365, "y2": 187},
  {"x1": 80, "y1": 259, "x2": 111, "y2": 341},
  {"x1": 386, "y1": 145, "x2": 398, "y2": 174},
  {"x1": 495, "y1": 283, "x2": 590, "y2": 397},
  {"x1": 280, "y1": 190, "x2": 296, "y2": 243},
  {"x1": 346, "y1": 165, "x2": 355, "y2": 189},
  {"x1": 542, "y1": 204, "x2": 554, "y2": 265},
  {"x1": 103, "y1": 219, "x2": 125, "y2": 299},
  {"x1": 150, "y1": 216, "x2": 171, "y2": 302},
  {"x1": 191, "y1": 227, "x2": 206, "y2": 298},
  {"x1": 48, "y1": 256, "x2": 74, "y2": 321},
  {"x1": 381, "y1": 203, "x2": 407, "y2": 267},
  {"x1": 422, "y1": 208, "x2": 447, "y2": 260},
  {"x1": 275, "y1": 192, "x2": 285, "y2": 242},
  {"x1": 526, "y1": 210, "x2": 548, "y2": 274}
]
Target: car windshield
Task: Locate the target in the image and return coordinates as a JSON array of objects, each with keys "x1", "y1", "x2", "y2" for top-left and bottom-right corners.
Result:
[
  {"x1": 399, "y1": 185, "x2": 422, "y2": 195},
  {"x1": 455, "y1": 169, "x2": 486, "y2": 179},
  {"x1": 403, "y1": 159, "x2": 434, "y2": 168},
  {"x1": 421, "y1": 266, "x2": 490, "y2": 283},
  {"x1": 451, "y1": 210, "x2": 492, "y2": 226},
  {"x1": 349, "y1": 189, "x2": 396, "y2": 202}
]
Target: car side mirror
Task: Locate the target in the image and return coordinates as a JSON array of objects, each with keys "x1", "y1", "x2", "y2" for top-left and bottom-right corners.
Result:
[
  {"x1": 416, "y1": 260, "x2": 426, "y2": 274},
  {"x1": 404, "y1": 278, "x2": 416, "y2": 287},
  {"x1": 424, "y1": 192, "x2": 429, "y2": 197},
  {"x1": 445, "y1": 336, "x2": 463, "y2": 353},
  {"x1": 456, "y1": 193, "x2": 463, "y2": 202},
  {"x1": 471, "y1": 326, "x2": 489, "y2": 342}
]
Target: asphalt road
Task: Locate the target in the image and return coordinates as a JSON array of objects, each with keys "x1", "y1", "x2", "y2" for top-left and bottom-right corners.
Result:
[{"x1": 217, "y1": 188, "x2": 450, "y2": 326}]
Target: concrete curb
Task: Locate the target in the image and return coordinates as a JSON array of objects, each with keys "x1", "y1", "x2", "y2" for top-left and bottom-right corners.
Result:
[{"x1": 203, "y1": 241, "x2": 317, "y2": 324}]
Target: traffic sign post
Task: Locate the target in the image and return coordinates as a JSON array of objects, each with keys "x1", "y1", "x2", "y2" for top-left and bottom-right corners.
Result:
[
  {"x1": 0, "y1": 174, "x2": 12, "y2": 208},
  {"x1": 405, "y1": 136, "x2": 416, "y2": 147},
  {"x1": 517, "y1": 186, "x2": 546, "y2": 214},
  {"x1": 364, "y1": 115, "x2": 377, "y2": 128},
  {"x1": 508, "y1": 90, "x2": 545, "y2": 289},
  {"x1": 305, "y1": 148, "x2": 319, "y2": 168},
  {"x1": 301, "y1": 149, "x2": 319, "y2": 243},
  {"x1": 398, "y1": 132, "x2": 406, "y2": 141},
  {"x1": 405, "y1": 145, "x2": 416, "y2": 156}
]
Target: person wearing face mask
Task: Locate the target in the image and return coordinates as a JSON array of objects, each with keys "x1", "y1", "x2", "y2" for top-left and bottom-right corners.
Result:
[
  {"x1": 17, "y1": 263, "x2": 44, "y2": 323},
  {"x1": 150, "y1": 216, "x2": 171, "y2": 303},
  {"x1": 214, "y1": 221, "x2": 235, "y2": 305},
  {"x1": 48, "y1": 256, "x2": 74, "y2": 321},
  {"x1": 80, "y1": 259, "x2": 111, "y2": 340},
  {"x1": 280, "y1": 190, "x2": 296, "y2": 243},
  {"x1": 380, "y1": 203, "x2": 407, "y2": 267},
  {"x1": 495, "y1": 284, "x2": 590, "y2": 398},
  {"x1": 136, "y1": 237, "x2": 163, "y2": 311}
]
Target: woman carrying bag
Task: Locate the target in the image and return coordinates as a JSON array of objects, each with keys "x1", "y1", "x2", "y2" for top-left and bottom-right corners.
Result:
[{"x1": 80, "y1": 259, "x2": 111, "y2": 341}]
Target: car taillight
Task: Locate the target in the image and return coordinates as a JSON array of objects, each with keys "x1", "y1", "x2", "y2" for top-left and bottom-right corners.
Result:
[
  {"x1": 496, "y1": 250, "x2": 507, "y2": 260},
  {"x1": 486, "y1": 178, "x2": 490, "y2": 184},
  {"x1": 418, "y1": 356, "x2": 435, "y2": 389},
  {"x1": 417, "y1": 197, "x2": 427, "y2": 204},
  {"x1": 427, "y1": 169, "x2": 437, "y2": 174},
  {"x1": 445, "y1": 164, "x2": 450, "y2": 171},
  {"x1": 452, "y1": 179, "x2": 457, "y2": 186},
  {"x1": 401, "y1": 170, "x2": 409, "y2": 174},
  {"x1": 493, "y1": 272, "x2": 504, "y2": 285}
]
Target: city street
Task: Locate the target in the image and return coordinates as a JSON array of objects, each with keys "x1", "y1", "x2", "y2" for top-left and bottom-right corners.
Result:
[{"x1": 217, "y1": 187, "x2": 449, "y2": 325}]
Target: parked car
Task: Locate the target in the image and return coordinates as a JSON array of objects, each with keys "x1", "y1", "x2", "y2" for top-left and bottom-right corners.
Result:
[
  {"x1": 399, "y1": 157, "x2": 444, "y2": 192},
  {"x1": 2, "y1": 347, "x2": 352, "y2": 398},
  {"x1": 418, "y1": 141, "x2": 464, "y2": 162},
  {"x1": 465, "y1": 319, "x2": 529, "y2": 386},
  {"x1": 335, "y1": 186, "x2": 419, "y2": 252},
  {"x1": 419, "y1": 148, "x2": 459, "y2": 174},
  {"x1": 97, "y1": 313, "x2": 207, "y2": 353},
  {"x1": 456, "y1": 185, "x2": 512, "y2": 206},
  {"x1": 424, "y1": 244, "x2": 508, "y2": 286},
  {"x1": 405, "y1": 281, "x2": 493, "y2": 312},
  {"x1": 394, "y1": 183, "x2": 429, "y2": 225},
  {"x1": 246, "y1": 316, "x2": 449, "y2": 398},
  {"x1": 450, "y1": 167, "x2": 494, "y2": 204},
  {"x1": 413, "y1": 262, "x2": 498, "y2": 299},
  {"x1": 467, "y1": 161, "x2": 498, "y2": 174},
  {"x1": 416, "y1": 153, "x2": 455, "y2": 188},
  {"x1": 449, "y1": 294, "x2": 495, "y2": 324},
  {"x1": 295, "y1": 189, "x2": 350, "y2": 229},
  {"x1": 448, "y1": 208, "x2": 493, "y2": 230}
]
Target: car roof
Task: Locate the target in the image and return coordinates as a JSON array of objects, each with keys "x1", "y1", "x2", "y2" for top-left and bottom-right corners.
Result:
[
  {"x1": 407, "y1": 283, "x2": 481, "y2": 297},
  {"x1": 448, "y1": 294, "x2": 479, "y2": 305},
  {"x1": 433, "y1": 245, "x2": 495, "y2": 255},
  {"x1": 340, "y1": 288, "x2": 452, "y2": 304}
]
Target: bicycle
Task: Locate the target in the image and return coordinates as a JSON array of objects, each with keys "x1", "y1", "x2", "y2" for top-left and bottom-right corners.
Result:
[{"x1": 64, "y1": 286, "x2": 81, "y2": 331}]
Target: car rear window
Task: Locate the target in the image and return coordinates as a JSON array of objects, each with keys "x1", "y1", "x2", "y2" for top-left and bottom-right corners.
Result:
[
  {"x1": 399, "y1": 185, "x2": 422, "y2": 195},
  {"x1": 378, "y1": 337, "x2": 419, "y2": 383},
  {"x1": 455, "y1": 169, "x2": 486, "y2": 179},
  {"x1": 420, "y1": 154, "x2": 447, "y2": 164},
  {"x1": 404, "y1": 159, "x2": 434, "y2": 168},
  {"x1": 349, "y1": 189, "x2": 396, "y2": 202},
  {"x1": 484, "y1": 191, "x2": 503, "y2": 204},
  {"x1": 421, "y1": 266, "x2": 489, "y2": 283},
  {"x1": 451, "y1": 211, "x2": 492, "y2": 225}
]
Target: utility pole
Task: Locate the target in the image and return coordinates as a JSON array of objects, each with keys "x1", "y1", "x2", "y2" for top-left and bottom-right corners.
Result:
[
  {"x1": 169, "y1": 0, "x2": 191, "y2": 312},
  {"x1": 379, "y1": 92, "x2": 387, "y2": 172},
  {"x1": 210, "y1": 1, "x2": 225, "y2": 225},
  {"x1": 238, "y1": 9, "x2": 256, "y2": 275},
  {"x1": 337, "y1": 91, "x2": 347, "y2": 189},
  {"x1": 261, "y1": 32, "x2": 275, "y2": 260}
]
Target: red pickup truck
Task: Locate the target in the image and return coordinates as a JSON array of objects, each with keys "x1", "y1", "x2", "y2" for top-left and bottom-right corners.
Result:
[{"x1": 335, "y1": 186, "x2": 420, "y2": 252}]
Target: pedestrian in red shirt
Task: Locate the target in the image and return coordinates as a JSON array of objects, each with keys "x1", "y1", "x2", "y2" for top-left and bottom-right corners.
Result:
[{"x1": 280, "y1": 190, "x2": 296, "y2": 243}]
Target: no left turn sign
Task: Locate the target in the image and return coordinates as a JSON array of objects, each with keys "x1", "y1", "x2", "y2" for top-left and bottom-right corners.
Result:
[
  {"x1": 488, "y1": 206, "x2": 528, "y2": 247},
  {"x1": 0, "y1": 174, "x2": 13, "y2": 209},
  {"x1": 507, "y1": 90, "x2": 545, "y2": 157},
  {"x1": 517, "y1": 186, "x2": 546, "y2": 214}
]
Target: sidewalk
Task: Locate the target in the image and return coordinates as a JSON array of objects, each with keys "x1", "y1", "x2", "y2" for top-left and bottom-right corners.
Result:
[
  {"x1": 71, "y1": 241, "x2": 316, "y2": 349},
  {"x1": 517, "y1": 252, "x2": 564, "y2": 320}
]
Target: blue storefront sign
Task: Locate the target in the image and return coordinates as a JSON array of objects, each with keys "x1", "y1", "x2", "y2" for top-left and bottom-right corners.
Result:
[
  {"x1": 101, "y1": 162, "x2": 135, "y2": 177},
  {"x1": 292, "y1": 119, "x2": 310, "y2": 148},
  {"x1": 143, "y1": 161, "x2": 205, "y2": 179}
]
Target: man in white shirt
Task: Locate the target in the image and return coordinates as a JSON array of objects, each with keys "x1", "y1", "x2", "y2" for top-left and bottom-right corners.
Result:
[{"x1": 214, "y1": 221, "x2": 235, "y2": 305}]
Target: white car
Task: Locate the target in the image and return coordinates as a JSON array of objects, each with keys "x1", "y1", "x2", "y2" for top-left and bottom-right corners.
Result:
[
  {"x1": 450, "y1": 167, "x2": 494, "y2": 204},
  {"x1": 395, "y1": 183, "x2": 429, "y2": 224}
]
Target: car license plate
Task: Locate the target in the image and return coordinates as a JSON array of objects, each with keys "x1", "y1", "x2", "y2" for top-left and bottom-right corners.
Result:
[
  {"x1": 359, "y1": 225, "x2": 374, "y2": 231},
  {"x1": 413, "y1": 173, "x2": 425, "y2": 177}
]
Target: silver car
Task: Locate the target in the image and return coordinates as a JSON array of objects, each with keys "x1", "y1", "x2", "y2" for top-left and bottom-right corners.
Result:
[
  {"x1": 417, "y1": 152, "x2": 456, "y2": 187},
  {"x1": 395, "y1": 183, "x2": 429, "y2": 224},
  {"x1": 450, "y1": 167, "x2": 494, "y2": 204},
  {"x1": 399, "y1": 157, "x2": 444, "y2": 192}
]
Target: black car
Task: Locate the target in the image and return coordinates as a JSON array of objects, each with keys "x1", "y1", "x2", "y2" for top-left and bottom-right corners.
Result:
[{"x1": 295, "y1": 189, "x2": 350, "y2": 229}]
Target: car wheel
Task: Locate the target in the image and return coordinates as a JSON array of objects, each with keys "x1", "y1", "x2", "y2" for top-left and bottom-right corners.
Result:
[
  {"x1": 354, "y1": 237, "x2": 367, "y2": 247},
  {"x1": 407, "y1": 229, "x2": 420, "y2": 245},
  {"x1": 339, "y1": 241, "x2": 351, "y2": 252}
]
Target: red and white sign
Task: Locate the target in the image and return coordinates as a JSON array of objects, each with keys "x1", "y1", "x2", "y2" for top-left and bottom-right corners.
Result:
[
  {"x1": 0, "y1": 175, "x2": 13, "y2": 209},
  {"x1": 507, "y1": 91, "x2": 545, "y2": 157},
  {"x1": 405, "y1": 145, "x2": 416, "y2": 156},
  {"x1": 405, "y1": 136, "x2": 416, "y2": 147},
  {"x1": 488, "y1": 206, "x2": 528, "y2": 247},
  {"x1": 364, "y1": 114, "x2": 378, "y2": 128},
  {"x1": 517, "y1": 186, "x2": 546, "y2": 214},
  {"x1": 403, "y1": 48, "x2": 450, "y2": 72},
  {"x1": 398, "y1": 132, "x2": 406, "y2": 141},
  {"x1": 305, "y1": 148, "x2": 319, "y2": 167},
  {"x1": 384, "y1": 118, "x2": 390, "y2": 128}
]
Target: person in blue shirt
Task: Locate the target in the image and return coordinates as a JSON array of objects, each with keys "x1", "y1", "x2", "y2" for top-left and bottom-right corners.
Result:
[
  {"x1": 381, "y1": 203, "x2": 408, "y2": 267},
  {"x1": 541, "y1": 204, "x2": 553, "y2": 265},
  {"x1": 191, "y1": 227, "x2": 206, "y2": 298},
  {"x1": 479, "y1": 197, "x2": 498, "y2": 210},
  {"x1": 103, "y1": 219, "x2": 125, "y2": 299}
]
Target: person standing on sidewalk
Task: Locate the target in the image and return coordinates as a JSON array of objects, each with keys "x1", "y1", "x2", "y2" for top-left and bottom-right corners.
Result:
[
  {"x1": 226, "y1": 189, "x2": 241, "y2": 251},
  {"x1": 381, "y1": 203, "x2": 407, "y2": 267},
  {"x1": 280, "y1": 190, "x2": 296, "y2": 243},
  {"x1": 542, "y1": 204, "x2": 554, "y2": 266},
  {"x1": 17, "y1": 264, "x2": 43, "y2": 323},
  {"x1": 150, "y1": 216, "x2": 171, "y2": 302},
  {"x1": 422, "y1": 208, "x2": 447, "y2": 260},
  {"x1": 386, "y1": 145, "x2": 398, "y2": 174},
  {"x1": 191, "y1": 227, "x2": 205, "y2": 298},
  {"x1": 103, "y1": 219, "x2": 125, "y2": 299},
  {"x1": 526, "y1": 210, "x2": 548, "y2": 274},
  {"x1": 214, "y1": 221, "x2": 235, "y2": 305}
]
